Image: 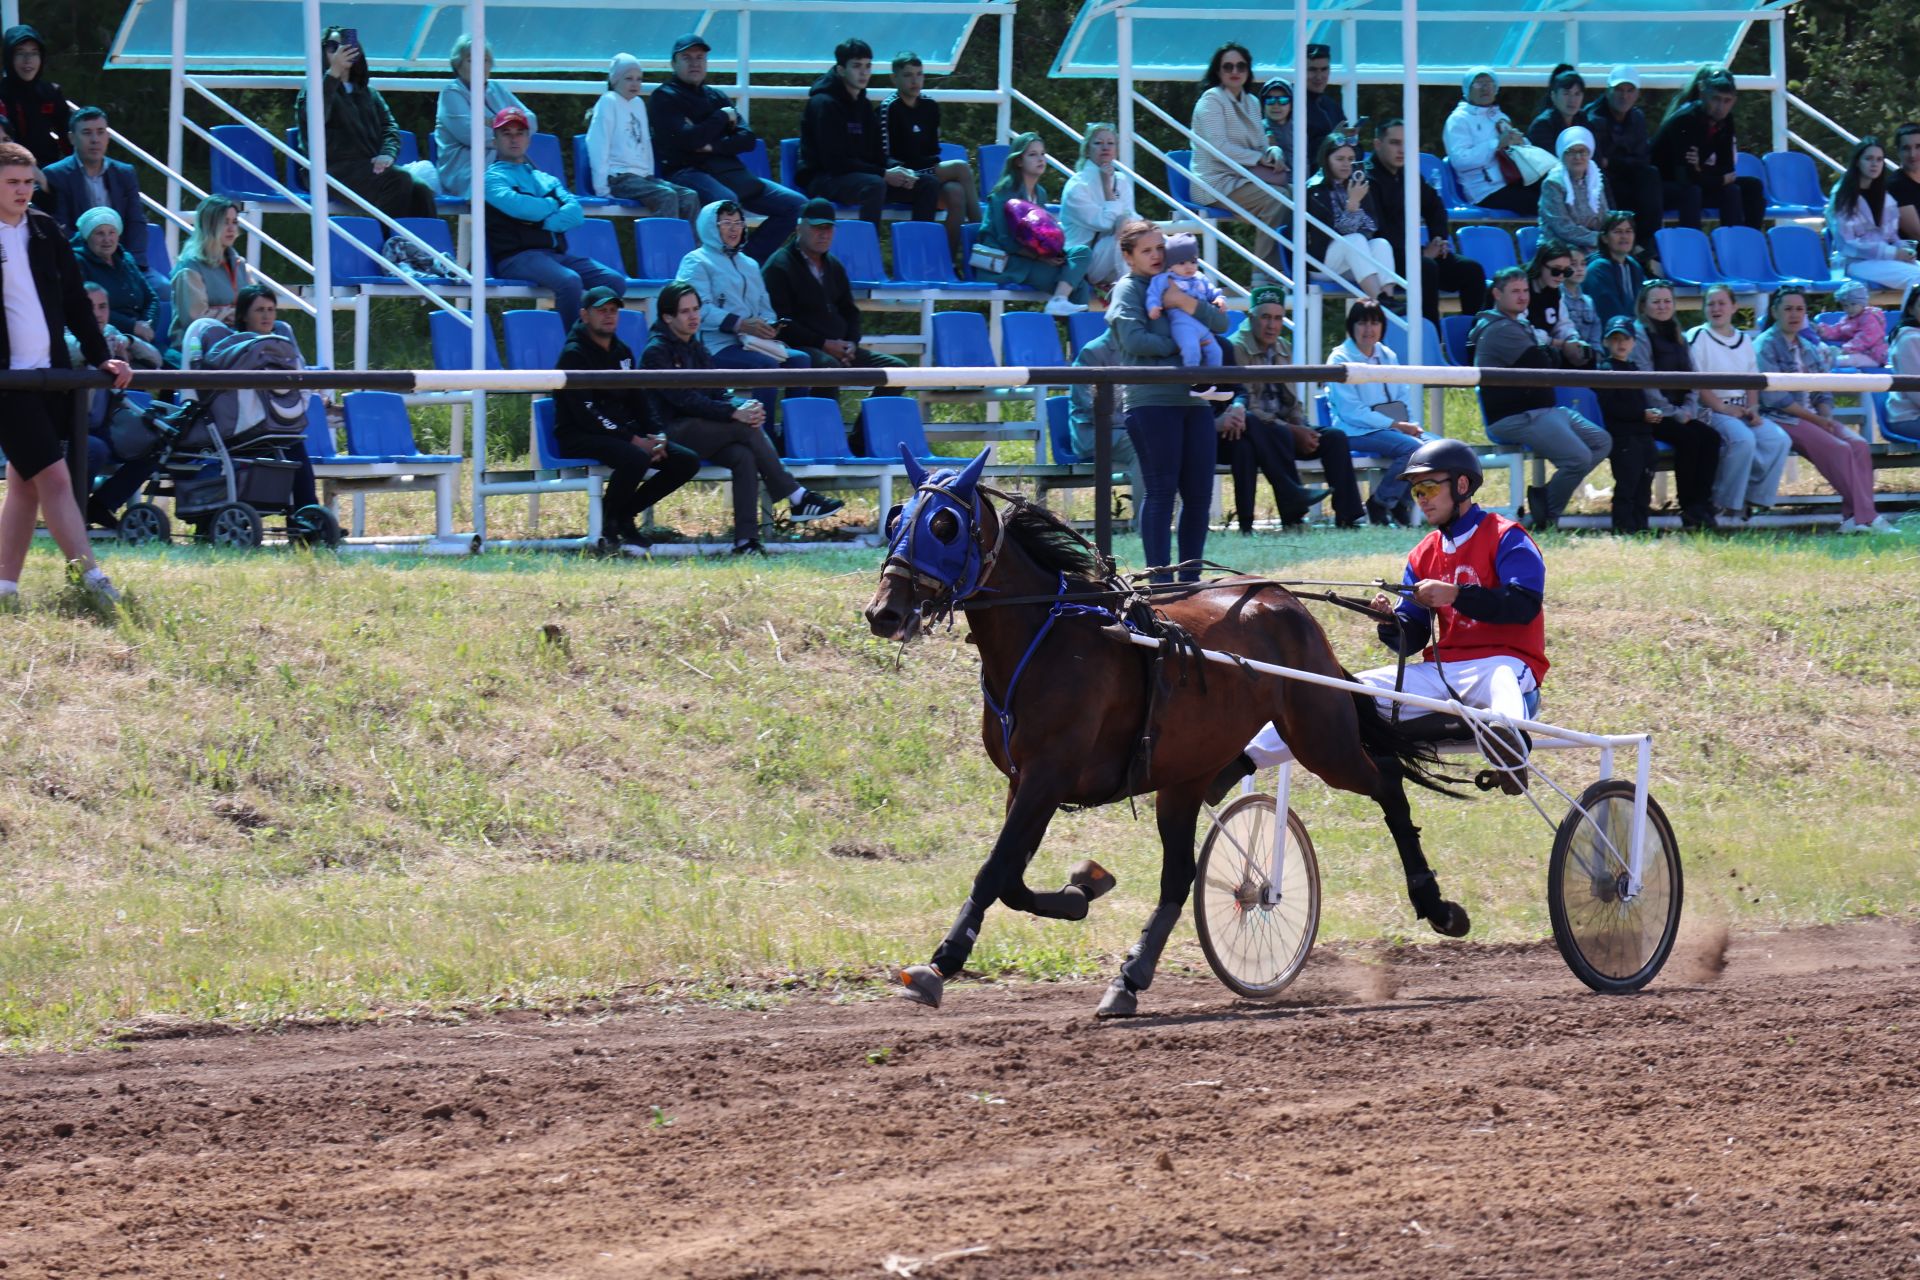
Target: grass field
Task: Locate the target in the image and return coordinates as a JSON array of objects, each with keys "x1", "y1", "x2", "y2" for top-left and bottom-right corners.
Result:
[{"x1": 1, "y1": 521, "x2": 1917, "y2": 1052}]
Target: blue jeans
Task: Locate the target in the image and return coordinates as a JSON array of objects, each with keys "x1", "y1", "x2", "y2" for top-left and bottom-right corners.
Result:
[
  {"x1": 1337, "y1": 426, "x2": 1431, "y2": 509},
  {"x1": 669, "y1": 166, "x2": 806, "y2": 262},
  {"x1": 495, "y1": 249, "x2": 628, "y2": 326},
  {"x1": 1125, "y1": 403, "x2": 1215, "y2": 583},
  {"x1": 711, "y1": 343, "x2": 811, "y2": 428}
]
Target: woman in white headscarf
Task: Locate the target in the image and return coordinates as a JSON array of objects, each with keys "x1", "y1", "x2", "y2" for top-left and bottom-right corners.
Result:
[
  {"x1": 1538, "y1": 125, "x2": 1610, "y2": 249},
  {"x1": 1443, "y1": 65, "x2": 1542, "y2": 214}
]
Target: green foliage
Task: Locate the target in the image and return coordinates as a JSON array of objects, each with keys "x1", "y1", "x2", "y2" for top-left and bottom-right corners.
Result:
[{"x1": 1788, "y1": 0, "x2": 1920, "y2": 149}]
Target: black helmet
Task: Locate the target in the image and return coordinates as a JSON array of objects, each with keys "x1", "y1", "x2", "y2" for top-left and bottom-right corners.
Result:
[{"x1": 1400, "y1": 438, "x2": 1483, "y2": 494}]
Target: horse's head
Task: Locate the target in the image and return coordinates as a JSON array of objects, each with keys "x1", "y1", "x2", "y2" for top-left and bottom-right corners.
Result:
[{"x1": 864, "y1": 446, "x2": 998, "y2": 641}]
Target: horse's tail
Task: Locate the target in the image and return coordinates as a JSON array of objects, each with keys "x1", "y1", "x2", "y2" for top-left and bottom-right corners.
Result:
[{"x1": 1348, "y1": 680, "x2": 1475, "y2": 799}]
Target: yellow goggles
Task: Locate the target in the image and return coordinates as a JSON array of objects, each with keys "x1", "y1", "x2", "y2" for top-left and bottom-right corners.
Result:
[{"x1": 1409, "y1": 478, "x2": 1450, "y2": 500}]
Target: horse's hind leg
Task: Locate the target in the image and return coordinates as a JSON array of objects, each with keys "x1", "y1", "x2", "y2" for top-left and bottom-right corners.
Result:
[
  {"x1": 1373, "y1": 755, "x2": 1471, "y2": 938},
  {"x1": 1095, "y1": 788, "x2": 1201, "y2": 1018}
]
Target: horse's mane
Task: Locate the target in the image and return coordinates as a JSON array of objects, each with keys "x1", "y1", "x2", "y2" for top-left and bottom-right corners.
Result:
[{"x1": 1000, "y1": 497, "x2": 1114, "y2": 585}]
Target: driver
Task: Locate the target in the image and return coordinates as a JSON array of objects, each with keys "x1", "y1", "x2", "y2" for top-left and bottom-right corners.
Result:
[{"x1": 1214, "y1": 438, "x2": 1545, "y2": 796}]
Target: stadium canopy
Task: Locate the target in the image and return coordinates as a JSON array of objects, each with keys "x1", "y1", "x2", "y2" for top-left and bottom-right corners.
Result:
[
  {"x1": 104, "y1": 0, "x2": 1009, "y2": 74},
  {"x1": 1052, "y1": 0, "x2": 1804, "y2": 86}
]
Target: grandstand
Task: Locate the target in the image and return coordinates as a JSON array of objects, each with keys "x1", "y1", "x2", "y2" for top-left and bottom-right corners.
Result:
[{"x1": 20, "y1": 0, "x2": 1917, "y2": 545}]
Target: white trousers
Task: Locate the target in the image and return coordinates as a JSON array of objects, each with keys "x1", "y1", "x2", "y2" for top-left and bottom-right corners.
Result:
[
  {"x1": 1844, "y1": 257, "x2": 1920, "y2": 291},
  {"x1": 1244, "y1": 656, "x2": 1538, "y2": 768},
  {"x1": 1322, "y1": 233, "x2": 1397, "y2": 287}
]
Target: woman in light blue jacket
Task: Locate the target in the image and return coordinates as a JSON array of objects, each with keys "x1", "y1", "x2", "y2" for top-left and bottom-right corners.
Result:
[
  {"x1": 1326, "y1": 300, "x2": 1436, "y2": 524},
  {"x1": 673, "y1": 199, "x2": 810, "y2": 425}
]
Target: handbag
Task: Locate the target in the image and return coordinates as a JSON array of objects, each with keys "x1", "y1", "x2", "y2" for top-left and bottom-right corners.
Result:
[
  {"x1": 1373, "y1": 400, "x2": 1410, "y2": 423},
  {"x1": 106, "y1": 396, "x2": 167, "y2": 463},
  {"x1": 967, "y1": 242, "x2": 1009, "y2": 275},
  {"x1": 738, "y1": 332, "x2": 794, "y2": 362},
  {"x1": 1504, "y1": 143, "x2": 1556, "y2": 186}
]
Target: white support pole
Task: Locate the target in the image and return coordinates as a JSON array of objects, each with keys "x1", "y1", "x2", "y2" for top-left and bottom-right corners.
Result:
[
  {"x1": 301, "y1": 0, "x2": 334, "y2": 372},
  {"x1": 1340, "y1": 18, "x2": 1356, "y2": 123},
  {"x1": 1401, "y1": 0, "x2": 1423, "y2": 366},
  {"x1": 166, "y1": 0, "x2": 186, "y2": 257},
  {"x1": 1290, "y1": 0, "x2": 1307, "y2": 302},
  {"x1": 469, "y1": 0, "x2": 489, "y2": 538},
  {"x1": 0, "y1": 1, "x2": 16, "y2": 38},
  {"x1": 1769, "y1": 15, "x2": 1789, "y2": 155},
  {"x1": 735, "y1": 8, "x2": 751, "y2": 124},
  {"x1": 996, "y1": 6, "x2": 1013, "y2": 145},
  {"x1": 1116, "y1": 8, "x2": 1135, "y2": 175}
]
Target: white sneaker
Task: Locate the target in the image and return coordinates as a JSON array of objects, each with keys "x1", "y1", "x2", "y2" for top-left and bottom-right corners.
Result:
[
  {"x1": 68, "y1": 561, "x2": 123, "y2": 605},
  {"x1": 1868, "y1": 515, "x2": 1897, "y2": 533},
  {"x1": 1838, "y1": 517, "x2": 1860, "y2": 534},
  {"x1": 1193, "y1": 385, "x2": 1236, "y2": 402},
  {"x1": 1043, "y1": 296, "x2": 1088, "y2": 317}
]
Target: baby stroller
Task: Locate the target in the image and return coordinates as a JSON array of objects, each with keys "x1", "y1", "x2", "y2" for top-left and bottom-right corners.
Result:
[{"x1": 118, "y1": 318, "x2": 341, "y2": 548}]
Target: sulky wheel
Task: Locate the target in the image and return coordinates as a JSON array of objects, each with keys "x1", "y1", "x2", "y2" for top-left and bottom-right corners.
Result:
[
  {"x1": 206, "y1": 502, "x2": 264, "y2": 549},
  {"x1": 1193, "y1": 792, "x2": 1321, "y2": 999},
  {"x1": 287, "y1": 503, "x2": 343, "y2": 549},
  {"x1": 1547, "y1": 779, "x2": 1683, "y2": 994},
  {"x1": 117, "y1": 502, "x2": 172, "y2": 546}
]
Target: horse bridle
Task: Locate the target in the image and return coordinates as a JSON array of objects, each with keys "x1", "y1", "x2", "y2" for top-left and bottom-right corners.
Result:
[{"x1": 881, "y1": 478, "x2": 1009, "y2": 626}]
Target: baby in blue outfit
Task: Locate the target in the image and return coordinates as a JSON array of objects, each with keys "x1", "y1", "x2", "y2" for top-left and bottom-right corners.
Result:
[{"x1": 1144, "y1": 233, "x2": 1231, "y2": 399}]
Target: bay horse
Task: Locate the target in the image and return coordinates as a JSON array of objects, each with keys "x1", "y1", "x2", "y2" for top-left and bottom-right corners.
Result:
[{"x1": 862, "y1": 449, "x2": 1470, "y2": 1018}]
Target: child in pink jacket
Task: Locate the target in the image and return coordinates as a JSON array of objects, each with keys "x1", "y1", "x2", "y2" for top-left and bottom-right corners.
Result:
[{"x1": 1817, "y1": 280, "x2": 1889, "y2": 367}]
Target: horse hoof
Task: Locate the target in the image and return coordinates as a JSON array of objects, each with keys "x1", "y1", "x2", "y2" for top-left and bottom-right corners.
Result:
[
  {"x1": 1428, "y1": 901, "x2": 1472, "y2": 939},
  {"x1": 1068, "y1": 859, "x2": 1118, "y2": 903},
  {"x1": 897, "y1": 965, "x2": 945, "y2": 1009},
  {"x1": 1094, "y1": 978, "x2": 1138, "y2": 1019}
]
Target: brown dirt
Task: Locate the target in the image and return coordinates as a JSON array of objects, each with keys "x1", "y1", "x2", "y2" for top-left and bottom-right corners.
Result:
[{"x1": 2, "y1": 920, "x2": 1918, "y2": 1279}]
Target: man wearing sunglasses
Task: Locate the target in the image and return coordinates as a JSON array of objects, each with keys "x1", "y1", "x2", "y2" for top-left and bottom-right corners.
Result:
[{"x1": 1210, "y1": 436, "x2": 1542, "y2": 801}]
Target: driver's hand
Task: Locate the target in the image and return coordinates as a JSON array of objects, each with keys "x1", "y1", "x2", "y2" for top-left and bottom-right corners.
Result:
[{"x1": 1370, "y1": 591, "x2": 1396, "y2": 615}]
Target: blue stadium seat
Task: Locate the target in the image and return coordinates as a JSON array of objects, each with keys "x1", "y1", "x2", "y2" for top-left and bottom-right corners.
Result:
[
  {"x1": 305, "y1": 394, "x2": 379, "y2": 463},
  {"x1": 1878, "y1": 391, "x2": 1920, "y2": 445},
  {"x1": 1165, "y1": 148, "x2": 1230, "y2": 219},
  {"x1": 1423, "y1": 152, "x2": 1499, "y2": 221},
  {"x1": 503, "y1": 308, "x2": 566, "y2": 370},
  {"x1": 1762, "y1": 151, "x2": 1825, "y2": 217},
  {"x1": 743, "y1": 138, "x2": 772, "y2": 183},
  {"x1": 530, "y1": 397, "x2": 597, "y2": 469},
  {"x1": 145, "y1": 222, "x2": 173, "y2": 278},
  {"x1": 1066, "y1": 310, "x2": 1105, "y2": 358},
  {"x1": 527, "y1": 132, "x2": 570, "y2": 187},
  {"x1": 1555, "y1": 385, "x2": 1604, "y2": 425},
  {"x1": 343, "y1": 391, "x2": 461, "y2": 462},
  {"x1": 931, "y1": 311, "x2": 996, "y2": 367},
  {"x1": 778, "y1": 138, "x2": 802, "y2": 190},
  {"x1": 1441, "y1": 313, "x2": 1475, "y2": 366},
  {"x1": 1457, "y1": 226, "x2": 1517, "y2": 275},
  {"x1": 392, "y1": 216, "x2": 516, "y2": 286},
  {"x1": 858, "y1": 396, "x2": 938, "y2": 460},
  {"x1": 940, "y1": 141, "x2": 967, "y2": 165},
  {"x1": 209, "y1": 124, "x2": 290, "y2": 203},
  {"x1": 781, "y1": 397, "x2": 867, "y2": 462},
  {"x1": 1384, "y1": 312, "x2": 1446, "y2": 366},
  {"x1": 1515, "y1": 225, "x2": 1540, "y2": 262},
  {"x1": 978, "y1": 143, "x2": 1009, "y2": 185},
  {"x1": 327, "y1": 216, "x2": 391, "y2": 287},
  {"x1": 564, "y1": 218, "x2": 643, "y2": 291},
  {"x1": 831, "y1": 218, "x2": 885, "y2": 287},
  {"x1": 1044, "y1": 395, "x2": 1077, "y2": 464},
  {"x1": 892, "y1": 222, "x2": 987, "y2": 288},
  {"x1": 1710, "y1": 226, "x2": 1790, "y2": 290},
  {"x1": 1654, "y1": 227, "x2": 1752, "y2": 292},
  {"x1": 1000, "y1": 311, "x2": 1066, "y2": 367},
  {"x1": 394, "y1": 129, "x2": 421, "y2": 167},
  {"x1": 635, "y1": 217, "x2": 696, "y2": 283},
  {"x1": 429, "y1": 309, "x2": 503, "y2": 371},
  {"x1": 1767, "y1": 224, "x2": 1850, "y2": 292},
  {"x1": 571, "y1": 134, "x2": 622, "y2": 205},
  {"x1": 616, "y1": 308, "x2": 648, "y2": 353}
]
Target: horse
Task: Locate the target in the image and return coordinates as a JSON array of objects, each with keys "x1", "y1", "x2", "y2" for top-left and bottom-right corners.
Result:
[{"x1": 862, "y1": 448, "x2": 1471, "y2": 1018}]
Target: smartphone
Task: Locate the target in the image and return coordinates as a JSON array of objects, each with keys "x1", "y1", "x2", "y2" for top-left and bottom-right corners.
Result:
[
  {"x1": 774, "y1": 317, "x2": 791, "y2": 331},
  {"x1": 337, "y1": 27, "x2": 360, "y2": 49}
]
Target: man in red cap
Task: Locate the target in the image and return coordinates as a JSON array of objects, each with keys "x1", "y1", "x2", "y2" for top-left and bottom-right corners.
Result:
[{"x1": 482, "y1": 106, "x2": 627, "y2": 322}]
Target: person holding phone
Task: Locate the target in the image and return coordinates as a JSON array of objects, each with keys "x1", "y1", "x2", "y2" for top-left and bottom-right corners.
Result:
[
  {"x1": 671, "y1": 199, "x2": 812, "y2": 429},
  {"x1": 294, "y1": 26, "x2": 435, "y2": 218}
]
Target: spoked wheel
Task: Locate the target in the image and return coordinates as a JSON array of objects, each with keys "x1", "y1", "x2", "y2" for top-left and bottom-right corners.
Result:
[
  {"x1": 1193, "y1": 792, "x2": 1321, "y2": 999},
  {"x1": 206, "y1": 503, "x2": 264, "y2": 549},
  {"x1": 118, "y1": 502, "x2": 172, "y2": 546},
  {"x1": 287, "y1": 503, "x2": 342, "y2": 549},
  {"x1": 1547, "y1": 779, "x2": 1683, "y2": 993}
]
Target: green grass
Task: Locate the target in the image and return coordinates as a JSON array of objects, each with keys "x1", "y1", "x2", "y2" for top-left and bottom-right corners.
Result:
[{"x1": 0, "y1": 524, "x2": 1916, "y2": 1051}]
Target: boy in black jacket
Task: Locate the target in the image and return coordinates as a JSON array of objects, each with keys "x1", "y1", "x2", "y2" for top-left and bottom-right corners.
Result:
[
  {"x1": 796, "y1": 38, "x2": 939, "y2": 227},
  {"x1": 554, "y1": 287, "x2": 700, "y2": 552},
  {"x1": 1595, "y1": 314, "x2": 1662, "y2": 532}
]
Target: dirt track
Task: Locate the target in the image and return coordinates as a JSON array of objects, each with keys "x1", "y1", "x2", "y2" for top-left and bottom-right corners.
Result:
[{"x1": 1, "y1": 920, "x2": 1916, "y2": 1279}]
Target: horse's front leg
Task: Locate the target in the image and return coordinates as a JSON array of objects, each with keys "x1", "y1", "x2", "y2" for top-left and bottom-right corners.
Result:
[
  {"x1": 899, "y1": 771, "x2": 1079, "y2": 1010},
  {"x1": 1095, "y1": 782, "x2": 1203, "y2": 1018}
]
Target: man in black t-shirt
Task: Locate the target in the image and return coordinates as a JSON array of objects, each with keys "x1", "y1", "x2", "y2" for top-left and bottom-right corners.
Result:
[
  {"x1": 1889, "y1": 123, "x2": 1920, "y2": 241},
  {"x1": 881, "y1": 51, "x2": 978, "y2": 266}
]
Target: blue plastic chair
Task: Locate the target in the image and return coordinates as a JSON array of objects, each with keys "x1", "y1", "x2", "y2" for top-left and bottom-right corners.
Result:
[
  {"x1": 428, "y1": 309, "x2": 503, "y2": 371},
  {"x1": 1066, "y1": 310, "x2": 1106, "y2": 359},
  {"x1": 305, "y1": 394, "x2": 379, "y2": 463},
  {"x1": 931, "y1": 311, "x2": 997, "y2": 367},
  {"x1": 831, "y1": 218, "x2": 886, "y2": 286},
  {"x1": 1877, "y1": 391, "x2": 1920, "y2": 445},
  {"x1": 1555, "y1": 385, "x2": 1604, "y2": 425},
  {"x1": 858, "y1": 396, "x2": 936, "y2": 459},
  {"x1": 1164, "y1": 148, "x2": 1230, "y2": 219},
  {"x1": 1767, "y1": 224, "x2": 1850, "y2": 292},
  {"x1": 1762, "y1": 151, "x2": 1826, "y2": 216},
  {"x1": 743, "y1": 138, "x2": 772, "y2": 182},
  {"x1": 530, "y1": 398, "x2": 597, "y2": 469},
  {"x1": 564, "y1": 218, "x2": 641, "y2": 290},
  {"x1": 1424, "y1": 152, "x2": 1499, "y2": 220},
  {"x1": 1654, "y1": 227, "x2": 1752, "y2": 292},
  {"x1": 327, "y1": 216, "x2": 391, "y2": 287},
  {"x1": 778, "y1": 138, "x2": 803, "y2": 190},
  {"x1": 1457, "y1": 226, "x2": 1518, "y2": 275},
  {"x1": 1044, "y1": 395, "x2": 1077, "y2": 464},
  {"x1": 343, "y1": 391, "x2": 461, "y2": 462},
  {"x1": 1710, "y1": 225, "x2": 1790, "y2": 289},
  {"x1": 635, "y1": 217, "x2": 696, "y2": 283},
  {"x1": 394, "y1": 129, "x2": 421, "y2": 167},
  {"x1": 979, "y1": 144, "x2": 1010, "y2": 185},
  {"x1": 1441, "y1": 313, "x2": 1476, "y2": 366},
  {"x1": 1384, "y1": 312, "x2": 1446, "y2": 366},
  {"x1": 1000, "y1": 311, "x2": 1066, "y2": 367},
  {"x1": 145, "y1": 223, "x2": 173, "y2": 278},
  {"x1": 781, "y1": 397, "x2": 863, "y2": 462},
  {"x1": 502, "y1": 309, "x2": 566, "y2": 370},
  {"x1": 893, "y1": 222, "x2": 983, "y2": 288},
  {"x1": 1515, "y1": 225, "x2": 1541, "y2": 262},
  {"x1": 527, "y1": 133, "x2": 568, "y2": 185},
  {"x1": 616, "y1": 308, "x2": 648, "y2": 353},
  {"x1": 209, "y1": 124, "x2": 289, "y2": 203}
]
